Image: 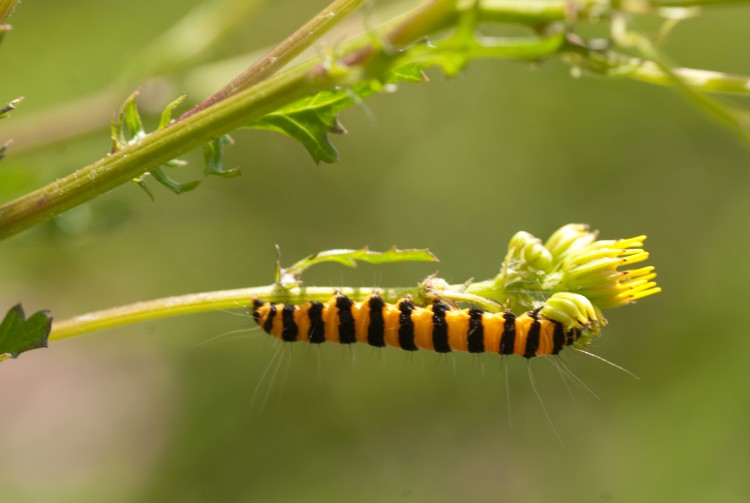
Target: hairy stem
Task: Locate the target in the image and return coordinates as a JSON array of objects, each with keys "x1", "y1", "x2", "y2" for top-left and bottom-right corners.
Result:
[
  {"x1": 1, "y1": 0, "x2": 748, "y2": 239},
  {"x1": 0, "y1": 66, "x2": 320, "y2": 240}
]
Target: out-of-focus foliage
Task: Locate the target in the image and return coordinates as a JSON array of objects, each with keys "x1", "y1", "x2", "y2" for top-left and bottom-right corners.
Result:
[{"x1": 0, "y1": 1, "x2": 749, "y2": 502}]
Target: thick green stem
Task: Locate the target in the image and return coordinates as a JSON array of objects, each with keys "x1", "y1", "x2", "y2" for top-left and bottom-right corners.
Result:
[
  {"x1": 1, "y1": 0, "x2": 748, "y2": 240},
  {"x1": 0, "y1": 66, "x2": 321, "y2": 240},
  {"x1": 0, "y1": 0, "x2": 561, "y2": 240}
]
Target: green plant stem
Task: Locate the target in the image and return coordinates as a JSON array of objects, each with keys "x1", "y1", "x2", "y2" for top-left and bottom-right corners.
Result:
[
  {"x1": 0, "y1": 0, "x2": 19, "y2": 23},
  {"x1": 0, "y1": 0, "x2": 18, "y2": 43},
  {"x1": 48, "y1": 277, "x2": 514, "y2": 341},
  {"x1": 1, "y1": 0, "x2": 748, "y2": 240},
  {"x1": 0, "y1": 0, "x2": 557, "y2": 240},
  {"x1": 119, "y1": 0, "x2": 268, "y2": 82},
  {"x1": 181, "y1": 0, "x2": 367, "y2": 120},
  {"x1": 633, "y1": 66, "x2": 750, "y2": 95},
  {"x1": 0, "y1": 65, "x2": 320, "y2": 240},
  {"x1": 49, "y1": 285, "x2": 416, "y2": 341},
  {"x1": 48, "y1": 260, "x2": 650, "y2": 339}
]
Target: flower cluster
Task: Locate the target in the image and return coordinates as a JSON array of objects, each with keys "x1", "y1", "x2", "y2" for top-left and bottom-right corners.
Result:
[
  {"x1": 547, "y1": 224, "x2": 661, "y2": 309},
  {"x1": 492, "y1": 224, "x2": 660, "y2": 344}
]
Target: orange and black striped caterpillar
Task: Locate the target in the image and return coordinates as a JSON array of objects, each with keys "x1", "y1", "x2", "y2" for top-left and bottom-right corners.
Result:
[{"x1": 252, "y1": 293, "x2": 583, "y2": 359}]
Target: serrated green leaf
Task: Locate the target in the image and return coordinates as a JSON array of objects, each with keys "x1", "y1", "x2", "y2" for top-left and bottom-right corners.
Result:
[
  {"x1": 112, "y1": 91, "x2": 145, "y2": 151},
  {"x1": 384, "y1": 62, "x2": 428, "y2": 84},
  {"x1": 132, "y1": 176, "x2": 156, "y2": 201},
  {"x1": 203, "y1": 135, "x2": 241, "y2": 178},
  {"x1": 158, "y1": 94, "x2": 187, "y2": 130},
  {"x1": 279, "y1": 246, "x2": 438, "y2": 286},
  {"x1": 150, "y1": 165, "x2": 201, "y2": 195},
  {"x1": 0, "y1": 304, "x2": 51, "y2": 361},
  {"x1": 246, "y1": 58, "x2": 432, "y2": 164},
  {"x1": 248, "y1": 82, "x2": 376, "y2": 163},
  {"x1": 332, "y1": 247, "x2": 439, "y2": 266},
  {"x1": 247, "y1": 62, "x2": 430, "y2": 164}
]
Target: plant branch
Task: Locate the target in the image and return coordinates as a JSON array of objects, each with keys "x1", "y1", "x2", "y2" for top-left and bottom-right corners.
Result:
[
  {"x1": 1, "y1": 0, "x2": 748, "y2": 240},
  {"x1": 181, "y1": 0, "x2": 367, "y2": 120},
  {"x1": 0, "y1": 0, "x2": 19, "y2": 24},
  {"x1": 49, "y1": 225, "x2": 661, "y2": 342},
  {"x1": 120, "y1": 0, "x2": 268, "y2": 81},
  {"x1": 0, "y1": 0, "x2": 567, "y2": 240},
  {"x1": 46, "y1": 280, "x2": 523, "y2": 341},
  {"x1": 49, "y1": 285, "x2": 418, "y2": 341},
  {"x1": 0, "y1": 65, "x2": 321, "y2": 240}
]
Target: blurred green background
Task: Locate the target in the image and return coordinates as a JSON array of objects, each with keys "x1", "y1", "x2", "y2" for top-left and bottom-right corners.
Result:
[{"x1": 1, "y1": 0, "x2": 749, "y2": 501}]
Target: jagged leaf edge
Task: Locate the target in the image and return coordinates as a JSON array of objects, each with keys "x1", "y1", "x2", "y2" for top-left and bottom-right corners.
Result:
[
  {"x1": 0, "y1": 304, "x2": 52, "y2": 361},
  {"x1": 246, "y1": 63, "x2": 429, "y2": 164},
  {"x1": 278, "y1": 246, "x2": 438, "y2": 287}
]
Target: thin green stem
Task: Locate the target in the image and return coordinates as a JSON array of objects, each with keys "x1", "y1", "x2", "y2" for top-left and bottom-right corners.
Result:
[
  {"x1": 0, "y1": 0, "x2": 19, "y2": 23},
  {"x1": 0, "y1": 0, "x2": 18, "y2": 43},
  {"x1": 641, "y1": 0, "x2": 750, "y2": 7},
  {"x1": 48, "y1": 276, "x2": 525, "y2": 341},
  {"x1": 48, "y1": 278, "x2": 515, "y2": 341},
  {"x1": 564, "y1": 40, "x2": 750, "y2": 96},
  {"x1": 181, "y1": 0, "x2": 367, "y2": 120},
  {"x1": 633, "y1": 66, "x2": 750, "y2": 95},
  {"x1": 49, "y1": 285, "x2": 419, "y2": 341},
  {"x1": 119, "y1": 0, "x2": 268, "y2": 82}
]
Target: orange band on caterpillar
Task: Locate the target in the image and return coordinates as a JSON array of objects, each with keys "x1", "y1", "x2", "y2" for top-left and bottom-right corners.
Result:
[{"x1": 251, "y1": 294, "x2": 581, "y2": 359}]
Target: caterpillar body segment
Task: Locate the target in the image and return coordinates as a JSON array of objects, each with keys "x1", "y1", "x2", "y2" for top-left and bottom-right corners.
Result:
[{"x1": 251, "y1": 294, "x2": 583, "y2": 359}]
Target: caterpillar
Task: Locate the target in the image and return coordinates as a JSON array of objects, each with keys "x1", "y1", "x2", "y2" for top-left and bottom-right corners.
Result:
[{"x1": 251, "y1": 293, "x2": 583, "y2": 358}]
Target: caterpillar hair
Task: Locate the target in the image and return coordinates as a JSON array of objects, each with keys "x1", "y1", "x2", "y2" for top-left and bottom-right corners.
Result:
[{"x1": 251, "y1": 293, "x2": 583, "y2": 358}]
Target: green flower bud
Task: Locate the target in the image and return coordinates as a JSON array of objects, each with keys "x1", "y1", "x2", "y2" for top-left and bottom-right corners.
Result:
[
  {"x1": 541, "y1": 292, "x2": 604, "y2": 331},
  {"x1": 505, "y1": 230, "x2": 553, "y2": 273},
  {"x1": 544, "y1": 224, "x2": 597, "y2": 265}
]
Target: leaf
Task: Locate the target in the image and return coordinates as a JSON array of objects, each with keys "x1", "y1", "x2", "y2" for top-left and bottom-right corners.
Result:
[
  {"x1": 149, "y1": 162, "x2": 201, "y2": 195},
  {"x1": 247, "y1": 82, "x2": 375, "y2": 163},
  {"x1": 247, "y1": 65, "x2": 429, "y2": 164},
  {"x1": 383, "y1": 62, "x2": 429, "y2": 84},
  {"x1": 279, "y1": 246, "x2": 439, "y2": 287},
  {"x1": 0, "y1": 304, "x2": 52, "y2": 362},
  {"x1": 158, "y1": 94, "x2": 187, "y2": 130},
  {"x1": 203, "y1": 135, "x2": 241, "y2": 178},
  {"x1": 115, "y1": 94, "x2": 239, "y2": 196},
  {"x1": 111, "y1": 90, "x2": 145, "y2": 151}
]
